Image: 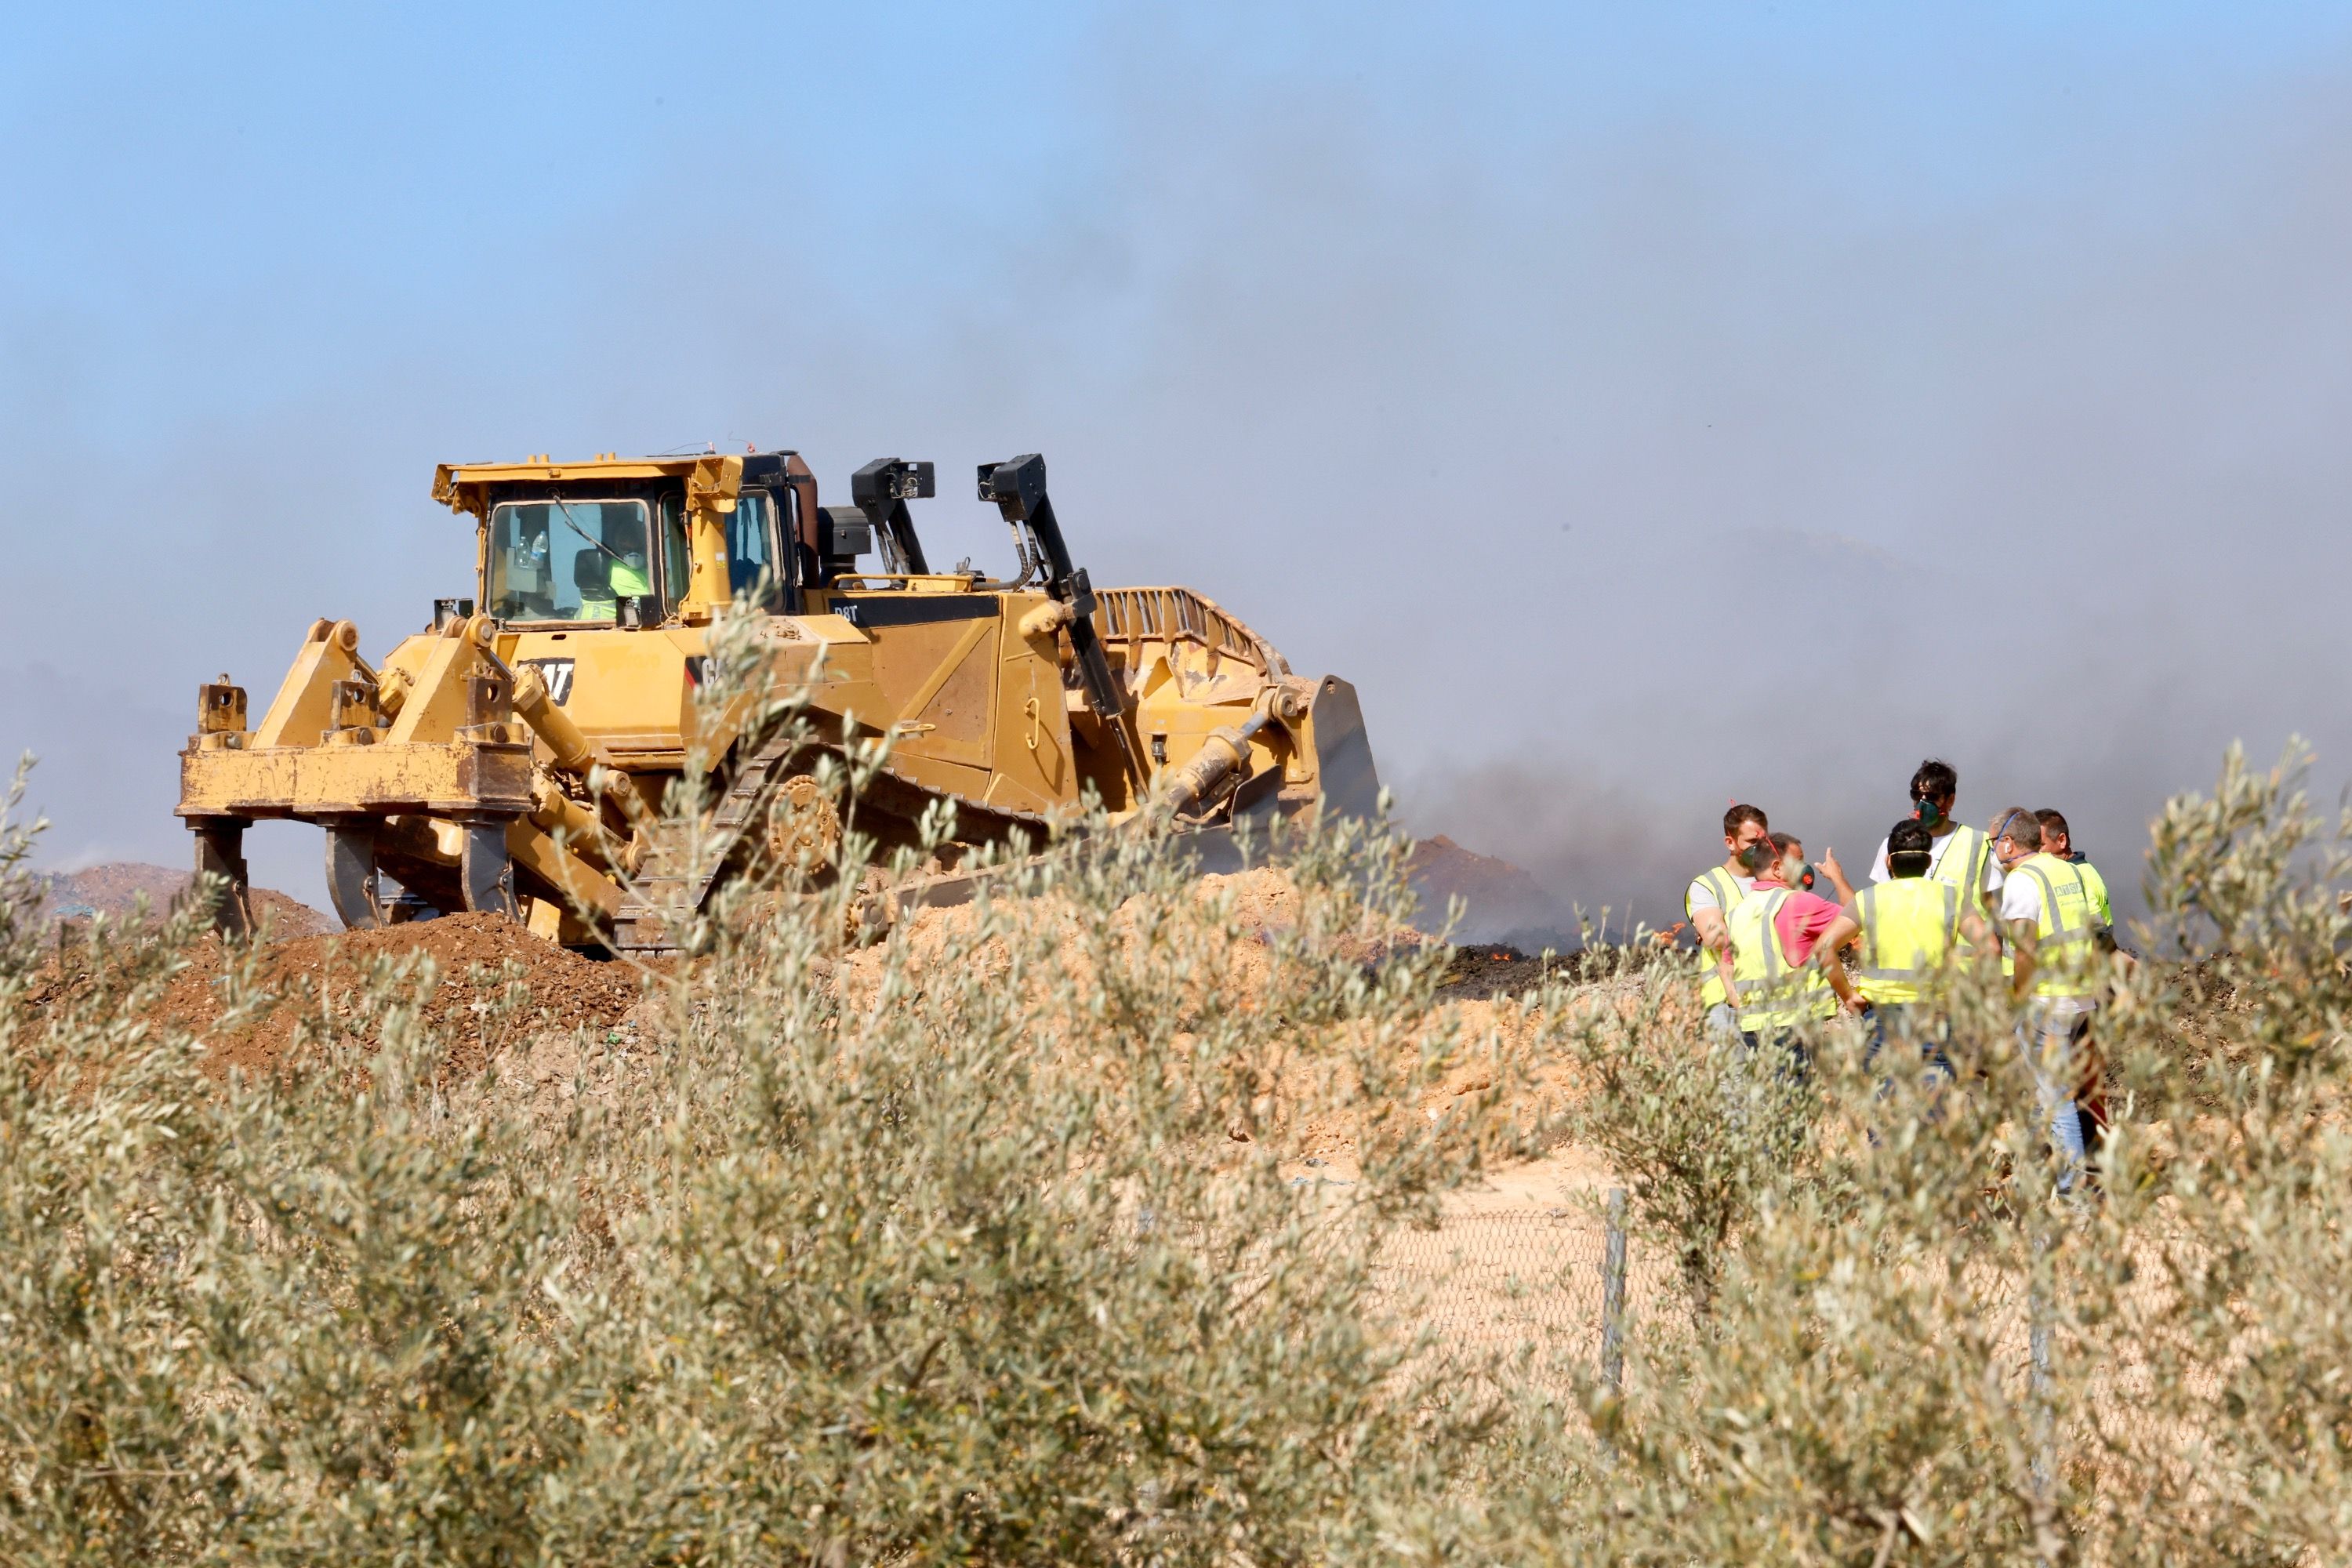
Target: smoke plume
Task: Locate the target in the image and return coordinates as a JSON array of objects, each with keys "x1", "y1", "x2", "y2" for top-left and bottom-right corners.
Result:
[{"x1": 2, "y1": 9, "x2": 2348, "y2": 926}]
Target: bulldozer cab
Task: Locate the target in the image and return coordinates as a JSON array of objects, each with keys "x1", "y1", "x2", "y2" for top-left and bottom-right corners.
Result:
[
  {"x1": 447, "y1": 453, "x2": 805, "y2": 627},
  {"x1": 484, "y1": 491, "x2": 792, "y2": 624},
  {"x1": 485, "y1": 499, "x2": 655, "y2": 623},
  {"x1": 445, "y1": 450, "x2": 934, "y2": 628}
]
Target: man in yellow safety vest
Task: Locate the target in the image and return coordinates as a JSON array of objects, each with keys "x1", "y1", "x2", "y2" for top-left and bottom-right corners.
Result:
[
  {"x1": 1853, "y1": 817, "x2": 1991, "y2": 1090},
  {"x1": 2032, "y1": 806, "x2": 2125, "y2": 1158},
  {"x1": 575, "y1": 511, "x2": 655, "y2": 621},
  {"x1": 1993, "y1": 806, "x2": 2107, "y2": 1184},
  {"x1": 2035, "y1": 809, "x2": 2111, "y2": 929},
  {"x1": 1686, "y1": 804, "x2": 1768, "y2": 1041},
  {"x1": 1723, "y1": 844, "x2": 1860, "y2": 1067},
  {"x1": 1869, "y1": 758, "x2": 2002, "y2": 926}
]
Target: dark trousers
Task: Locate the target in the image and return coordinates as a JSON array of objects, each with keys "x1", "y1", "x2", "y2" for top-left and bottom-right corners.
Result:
[
  {"x1": 1738, "y1": 1028, "x2": 1811, "y2": 1081},
  {"x1": 1860, "y1": 1002, "x2": 1956, "y2": 1088}
]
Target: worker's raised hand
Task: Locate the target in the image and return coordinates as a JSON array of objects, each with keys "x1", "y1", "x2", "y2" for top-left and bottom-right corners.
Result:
[{"x1": 1818, "y1": 847, "x2": 1846, "y2": 884}]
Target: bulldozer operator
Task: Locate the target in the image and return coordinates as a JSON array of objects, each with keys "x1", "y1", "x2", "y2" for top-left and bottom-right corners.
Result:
[{"x1": 570, "y1": 507, "x2": 652, "y2": 621}]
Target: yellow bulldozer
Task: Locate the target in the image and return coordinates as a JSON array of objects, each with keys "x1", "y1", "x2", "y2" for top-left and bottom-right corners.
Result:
[{"x1": 176, "y1": 449, "x2": 1380, "y2": 951}]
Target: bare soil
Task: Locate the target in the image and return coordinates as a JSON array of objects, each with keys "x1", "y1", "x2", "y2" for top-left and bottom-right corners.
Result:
[{"x1": 23, "y1": 912, "x2": 646, "y2": 1080}]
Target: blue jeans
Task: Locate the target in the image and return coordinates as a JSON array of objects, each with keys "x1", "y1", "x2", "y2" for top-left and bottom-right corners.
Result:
[{"x1": 2022, "y1": 997, "x2": 2096, "y2": 1178}]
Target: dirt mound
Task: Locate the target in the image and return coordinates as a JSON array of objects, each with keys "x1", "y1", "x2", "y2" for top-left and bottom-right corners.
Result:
[
  {"x1": 26, "y1": 913, "x2": 645, "y2": 1080},
  {"x1": 34, "y1": 861, "x2": 334, "y2": 939},
  {"x1": 246, "y1": 888, "x2": 336, "y2": 938},
  {"x1": 837, "y1": 865, "x2": 1426, "y2": 1018},
  {"x1": 1406, "y1": 837, "x2": 1570, "y2": 944},
  {"x1": 828, "y1": 864, "x2": 1620, "y2": 1164},
  {"x1": 48, "y1": 862, "x2": 186, "y2": 916}
]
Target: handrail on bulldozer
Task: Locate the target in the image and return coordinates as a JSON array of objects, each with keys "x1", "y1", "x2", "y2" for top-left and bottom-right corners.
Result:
[{"x1": 1092, "y1": 586, "x2": 1292, "y2": 679}]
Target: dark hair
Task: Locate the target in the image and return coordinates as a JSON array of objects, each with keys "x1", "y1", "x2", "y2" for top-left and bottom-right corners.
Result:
[
  {"x1": 2035, "y1": 808, "x2": 2070, "y2": 840},
  {"x1": 1723, "y1": 803, "x2": 1767, "y2": 837},
  {"x1": 1992, "y1": 807, "x2": 2041, "y2": 851},
  {"x1": 1911, "y1": 758, "x2": 1958, "y2": 802},
  {"x1": 1769, "y1": 830, "x2": 1799, "y2": 855},
  {"x1": 1888, "y1": 819, "x2": 1933, "y2": 857}
]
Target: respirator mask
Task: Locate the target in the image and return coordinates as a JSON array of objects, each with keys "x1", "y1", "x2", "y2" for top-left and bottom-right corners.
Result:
[{"x1": 1913, "y1": 795, "x2": 1947, "y2": 830}]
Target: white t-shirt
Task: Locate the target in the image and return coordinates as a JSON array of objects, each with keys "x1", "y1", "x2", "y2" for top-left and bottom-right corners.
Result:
[
  {"x1": 2000, "y1": 866, "x2": 2046, "y2": 927},
  {"x1": 1868, "y1": 829, "x2": 2005, "y2": 894},
  {"x1": 1685, "y1": 869, "x2": 1757, "y2": 918},
  {"x1": 2002, "y1": 858, "x2": 2107, "y2": 930}
]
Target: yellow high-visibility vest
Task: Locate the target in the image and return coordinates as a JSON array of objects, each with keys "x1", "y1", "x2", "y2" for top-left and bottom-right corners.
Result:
[
  {"x1": 1854, "y1": 877, "x2": 1959, "y2": 1006},
  {"x1": 1727, "y1": 887, "x2": 1834, "y2": 1032},
  {"x1": 2074, "y1": 858, "x2": 2112, "y2": 927},
  {"x1": 2015, "y1": 853, "x2": 2097, "y2": 999},
  {"x1": 1929, "y1": 824, "x2": 1992, "y2": 902},
  {"x1": 1686, "y1": 865, "x2": 1748, "y2": 1009},
  {"x1": 579, "y1": 558, "x2": 652, "y2": 622}
]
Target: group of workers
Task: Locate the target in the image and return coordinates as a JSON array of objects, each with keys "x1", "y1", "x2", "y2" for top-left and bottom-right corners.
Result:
[{"x1": 1683, "y1": 759, "x2": 2118, "y2": 1174}]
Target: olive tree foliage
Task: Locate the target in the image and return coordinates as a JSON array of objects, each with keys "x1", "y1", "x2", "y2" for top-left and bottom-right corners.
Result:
[
  {"x1": 14, "y1": 710, "x2": 2352, "y2": 1566},
  {"x1": 0, "y1": 718, "x2": 1543, "y2": 1564}
]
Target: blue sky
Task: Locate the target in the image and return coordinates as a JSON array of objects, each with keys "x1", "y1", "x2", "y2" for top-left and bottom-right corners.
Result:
[{"x1": 7, "y1": 2, "x2": 2352, "y2": 917}]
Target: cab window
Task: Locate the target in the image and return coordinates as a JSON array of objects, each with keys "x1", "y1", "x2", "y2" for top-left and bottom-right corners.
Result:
[
  {"x1": 486, "y1": 499, "x2": 652, "y2": 622},
  {"x1": 728, "y1": 491, "x2": 782, "y2": 610},
  {"x1": 657, "y1": 494, "x2": 692, "y2": 618}
]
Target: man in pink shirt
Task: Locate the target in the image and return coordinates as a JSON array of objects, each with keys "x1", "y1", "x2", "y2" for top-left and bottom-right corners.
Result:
[
  {"x1": 1715, "y1": 838, "x2": 1863, "y2": 1042},
  {"x1": 1769, "y1": 831, "x2": 1856, "y2": 911}
]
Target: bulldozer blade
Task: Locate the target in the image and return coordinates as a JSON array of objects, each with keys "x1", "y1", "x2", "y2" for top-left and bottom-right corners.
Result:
[
  {"x1": 325, "y1": 822, "x2": 385, "y2": 931},
  {"x1": 459, "y1": 820, "x2": 518, "y2": 919},
  {"x1": 1307, "y1": 677, "x2": 1382, "y2": 823}
]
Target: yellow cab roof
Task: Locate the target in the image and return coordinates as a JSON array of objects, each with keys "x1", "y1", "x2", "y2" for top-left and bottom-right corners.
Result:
[{"x1": 432, "y1": 452, "x2": 746, "y2": 515}]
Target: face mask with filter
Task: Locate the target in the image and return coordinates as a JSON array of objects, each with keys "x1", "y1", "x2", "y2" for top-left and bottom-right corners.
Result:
[{"x1": 1914, "y1": 797, "x2": 1947, "y2": 829}]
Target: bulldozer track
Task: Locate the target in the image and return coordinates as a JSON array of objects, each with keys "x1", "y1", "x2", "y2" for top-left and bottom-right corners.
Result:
[{"x1": 605, "y1": 729, "x2": 1047, "y2": 953}]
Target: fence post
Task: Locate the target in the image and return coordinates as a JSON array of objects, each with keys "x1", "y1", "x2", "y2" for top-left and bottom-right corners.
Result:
[
  {"x1": 1599, "y1": 1187, "x2": 1628, "y2": 1392},
  {"x1": 2028, "y1": 1250, "x2": 2055, "y2": 1501}
]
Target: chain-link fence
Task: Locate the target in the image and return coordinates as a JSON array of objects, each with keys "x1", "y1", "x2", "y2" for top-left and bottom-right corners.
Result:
[
  {"x1": 1374, "y1": 1192, "x2": 2207, "y2": 1508},
  {"x1": 1369, "y1": 1199, "x2": 1654, "y2": 1399}
]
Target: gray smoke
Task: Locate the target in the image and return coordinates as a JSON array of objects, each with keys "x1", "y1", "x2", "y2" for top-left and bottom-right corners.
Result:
[{"x1": 3, "y1": 17, "x2": 2348, "y2": 926}]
